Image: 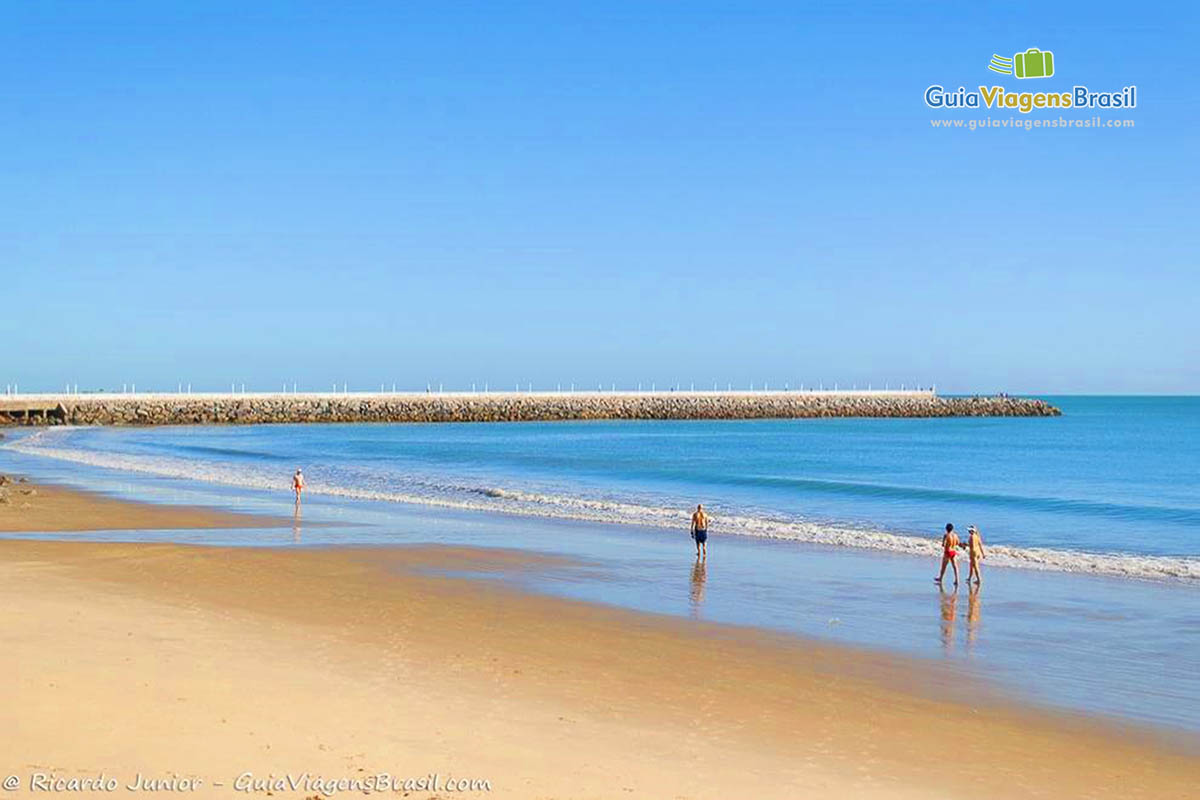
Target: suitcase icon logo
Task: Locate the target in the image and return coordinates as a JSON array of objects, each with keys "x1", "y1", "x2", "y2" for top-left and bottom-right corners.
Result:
[{"x1": 988, "y1": 48, "x2": 1055, "y2": 79}]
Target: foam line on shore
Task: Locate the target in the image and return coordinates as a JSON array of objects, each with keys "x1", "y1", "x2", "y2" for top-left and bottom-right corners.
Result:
[{"x1": 6, "y1": 428, "x2": 1196, "y2": 583}]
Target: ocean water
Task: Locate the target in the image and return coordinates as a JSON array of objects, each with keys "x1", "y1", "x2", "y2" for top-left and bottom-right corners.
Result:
[
  {"x1": 2, "y1": 396, "x2": 1199, "y2": 732},
  {"x1": 6, "y1": 396, "x2": 1199, "y2": 580}
]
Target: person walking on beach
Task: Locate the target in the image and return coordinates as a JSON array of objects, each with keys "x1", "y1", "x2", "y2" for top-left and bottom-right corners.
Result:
[
  {"x1": 935, "y1": 522, "x2": 961, "y2": 586},
  {"x1": 292, "y1": 468, "x2": 305, "y2": 503},
  {"x1": 690, "y1": 504, "x2": 709, "y2": 560},
  {"x1": 966, "y1": 524, "x2": 986, "y2": 585}
]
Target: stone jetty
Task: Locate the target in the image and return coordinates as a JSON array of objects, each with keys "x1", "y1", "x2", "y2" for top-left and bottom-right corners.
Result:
[{"x1": 0, "y1": 391, "x2": 1061, "y2": 426}]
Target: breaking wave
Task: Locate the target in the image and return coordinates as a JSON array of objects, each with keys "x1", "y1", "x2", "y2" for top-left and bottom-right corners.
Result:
[{"x1": 6, "y1": 428, "x2": 1199, "y2": 582}]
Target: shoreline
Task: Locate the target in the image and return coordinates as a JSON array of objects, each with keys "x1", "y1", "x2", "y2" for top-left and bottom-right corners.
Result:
[
  {"x1": 0, "y1": 481, "x2": 1196, "y2": 798},
  {"x1": 8, "y1": 427, "x2": 1195, "y2": 584}
]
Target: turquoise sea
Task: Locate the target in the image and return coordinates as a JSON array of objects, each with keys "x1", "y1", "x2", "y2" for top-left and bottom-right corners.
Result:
[{"x1": 3, "y1": 396, "x2": 1198, "y2": 732}]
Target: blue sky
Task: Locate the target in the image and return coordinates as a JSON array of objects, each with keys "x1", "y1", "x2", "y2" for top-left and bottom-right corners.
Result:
[{"x1": 2, "y1": 2, "x2": 1196, "y2": 393}]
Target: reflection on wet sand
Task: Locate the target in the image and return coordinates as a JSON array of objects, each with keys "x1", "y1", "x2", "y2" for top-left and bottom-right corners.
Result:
[
  {"x1": 939, "y1": 588, "x2": 958, "y2": 653},
  {"x1": 966, "y1": 584, "x2": 982, "y2": 650},
  {"x1": 689, "y1": 559, "x2": 707, "y2": 618},
  {"x1": 292, "y1": 502, "x2": 302, "y2": 544}
]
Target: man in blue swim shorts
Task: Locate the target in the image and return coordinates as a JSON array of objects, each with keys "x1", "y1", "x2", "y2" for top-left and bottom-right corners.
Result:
[{"x1": 690, "y1": 504, "x2": 709, "y2": 560}]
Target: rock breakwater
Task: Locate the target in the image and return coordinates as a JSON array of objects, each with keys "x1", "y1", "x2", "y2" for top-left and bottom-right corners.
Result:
[{"x1": 0, "y1": 391, "x2": 1061, "y2": 426}]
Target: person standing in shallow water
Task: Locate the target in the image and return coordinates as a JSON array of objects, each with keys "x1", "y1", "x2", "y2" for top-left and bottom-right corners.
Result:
[
  {"x1": 690, "y1": 504, "x2": 709, "y2": 560},
  {"x1": 292, "y1": 468, "x2": 305, "y2": 504},
  {"x1": 935, "y1": 522, "x2": 961, "y2": 586}
]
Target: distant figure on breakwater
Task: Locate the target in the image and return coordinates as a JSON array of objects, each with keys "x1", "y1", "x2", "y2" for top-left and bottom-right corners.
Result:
[
  {"x1": 690, "y1": 504, "x2": 709, "y2": 559},
  {"x1": 292, "y1": 468, "x2": 305, "y2": 503},
  {"x1": 935, "y1": 523, "x2": 961, "y2": 586}
]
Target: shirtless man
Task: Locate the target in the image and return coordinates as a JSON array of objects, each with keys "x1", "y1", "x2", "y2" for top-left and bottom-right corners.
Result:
[
  {"x1": 690, "y1": 504, "x2": 709, "y2": 560},
  {"x1": 935, "y1": 522, "x2": 961, "y2": 586},
  {"x1": 292, "y1": 468, "x2": 305, "y2": 503},
  {"x1": 966, "y1": 525, "x2": 986, "y2": 585}
]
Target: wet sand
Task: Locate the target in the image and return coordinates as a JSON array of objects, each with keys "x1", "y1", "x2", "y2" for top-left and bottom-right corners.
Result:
[
  {"x1": 0, "y1": 483, "x2": 1196, "y2": 798},
  {"x1": 0, "y1": 474, "x2": 285, "y2": 532}
]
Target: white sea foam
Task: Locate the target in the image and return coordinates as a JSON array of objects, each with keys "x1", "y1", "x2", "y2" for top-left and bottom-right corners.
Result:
[{"x1": 6, "y1": 428, "x2": 1199, "y2": 582}]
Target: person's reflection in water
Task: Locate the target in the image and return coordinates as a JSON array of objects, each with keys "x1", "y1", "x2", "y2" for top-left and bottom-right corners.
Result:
[
  {"x1": 292, "y1": 502, "x2": 303, "y2": 544},
  {"x1": 938, "y1": 586, "x2": 958, "y2": 653},
  {"x1": 966, "y1": 583, "x2": 982, "y2": 651},
  {"x1": 689, "y1": 559, "x2": 708, "y2": 618}
]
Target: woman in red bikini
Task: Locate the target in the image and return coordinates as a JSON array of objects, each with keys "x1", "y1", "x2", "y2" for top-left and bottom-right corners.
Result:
[
  {"x1": 292, "y1": 468, "x2": 305, "y2": 504},
  {"x1": 935, "y1": 522, "x2": 961, "y2": 586}
]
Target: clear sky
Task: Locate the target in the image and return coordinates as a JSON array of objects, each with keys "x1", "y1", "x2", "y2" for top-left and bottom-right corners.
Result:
[{"x1": 2, "y1": 2, "x2": 1196, "y2": 394}]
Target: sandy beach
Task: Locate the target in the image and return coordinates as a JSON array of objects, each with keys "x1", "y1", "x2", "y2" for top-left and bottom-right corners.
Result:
[
  {"x1": 6, "y1": 2, "x2": 1193, "y2": 796},
  {"x1": 0, "y1": 476, "x2": 285, "y2": 533},
  {"x1": 1, "y1": 480, "x2": 1196, "y2": 799}
]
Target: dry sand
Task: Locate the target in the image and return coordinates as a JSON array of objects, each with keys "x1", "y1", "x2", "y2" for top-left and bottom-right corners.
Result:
[{"x1": 0, "y1": 481, "x2": 1196, "y2": 798}]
